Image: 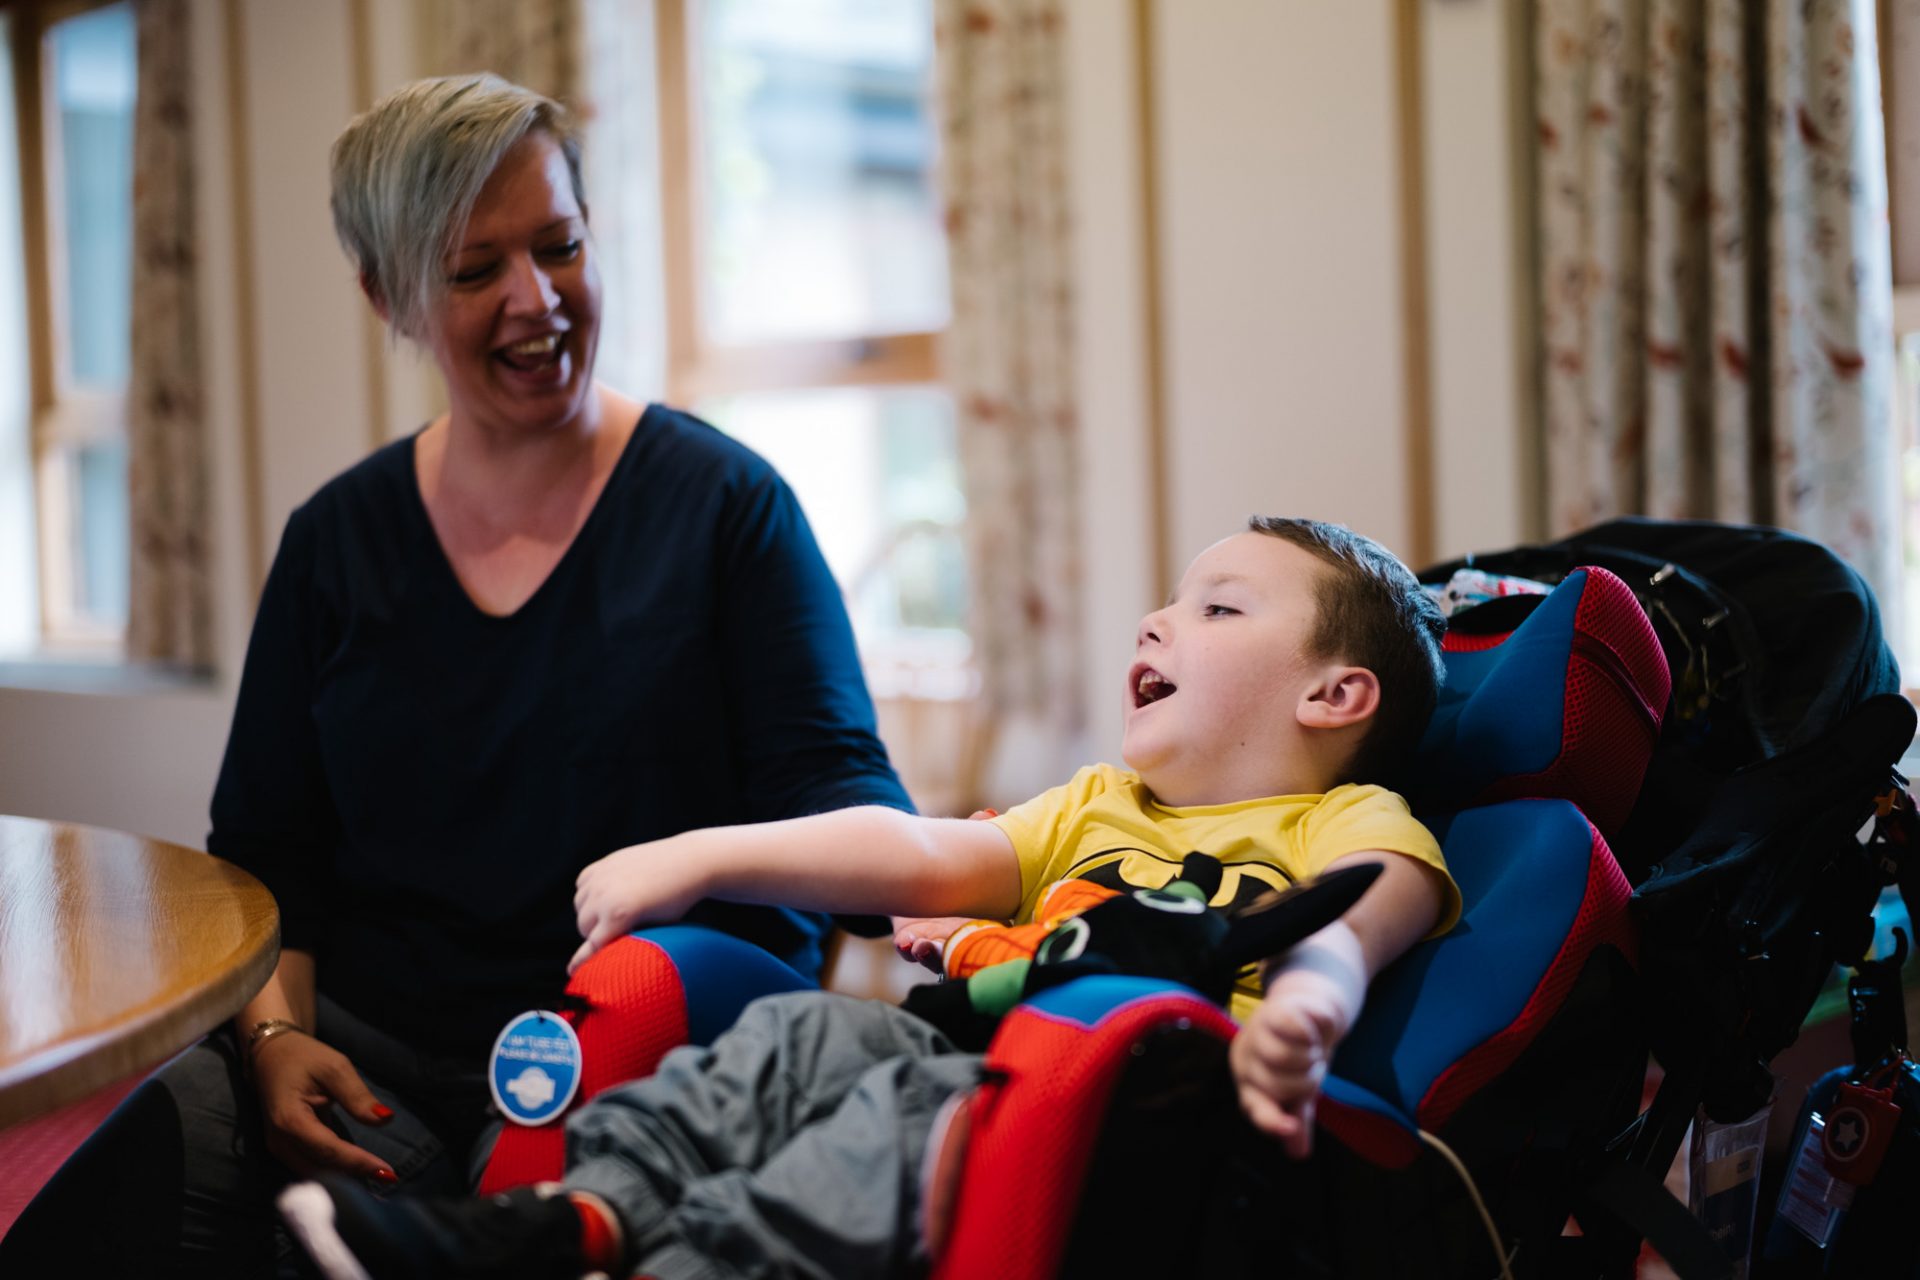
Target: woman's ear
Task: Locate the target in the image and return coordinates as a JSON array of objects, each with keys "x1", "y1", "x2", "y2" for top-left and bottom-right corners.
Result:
[
  {"x1": 1297, "y1": 666, "x2": 1381, "y2": 730},
  {"x1": 359, "y1": 272, "x2": 393, "y2": 325}
]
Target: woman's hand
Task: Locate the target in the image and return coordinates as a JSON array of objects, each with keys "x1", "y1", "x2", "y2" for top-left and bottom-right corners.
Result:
[
  {"x1": 250, "y1": 1030, "x2": 397, "y2": 1183},
  {"x1": 571, "y1": 834, "x2": 713, "y2": 973}
]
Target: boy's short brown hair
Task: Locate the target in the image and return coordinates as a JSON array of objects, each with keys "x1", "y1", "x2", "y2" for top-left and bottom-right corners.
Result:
[{"x1": 1246, "y1": 516, "x2": 1446, "y2": 782}]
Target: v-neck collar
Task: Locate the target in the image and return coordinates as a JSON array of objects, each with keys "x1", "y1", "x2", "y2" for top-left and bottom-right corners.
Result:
[{"x1": 403, "y1": 404, "x2": 654, "y2": 622}]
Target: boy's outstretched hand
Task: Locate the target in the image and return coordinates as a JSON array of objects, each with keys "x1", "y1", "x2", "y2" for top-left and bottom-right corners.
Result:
[
  {"x1": 571, "y1": 834, "x2": 712, "y2": 973},
  {"x1": 892, "y1": 916, "x2": 972, "y2": 970}
]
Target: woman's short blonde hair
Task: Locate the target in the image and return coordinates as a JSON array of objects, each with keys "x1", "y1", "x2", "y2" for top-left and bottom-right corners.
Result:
[{"x1": 329, "y1": 73, "x2": 584, "y2": 339}]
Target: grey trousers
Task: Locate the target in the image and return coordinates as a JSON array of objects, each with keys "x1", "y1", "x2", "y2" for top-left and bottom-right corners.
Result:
[
  {"x1": 565, "y1": 990, "x2": 984, "y2": 1280},
  {"x1": 0, "y1": 997, "x2": 497, "y2": 1278}
]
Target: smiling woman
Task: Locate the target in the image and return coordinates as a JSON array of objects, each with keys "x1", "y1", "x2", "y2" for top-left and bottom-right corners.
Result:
[
  {"x1": 0, "y1": 73, "x2": 913, "y2": 1274},
  {"x1": 426, "y1": 133, "x2": 600, "y2": 438}
]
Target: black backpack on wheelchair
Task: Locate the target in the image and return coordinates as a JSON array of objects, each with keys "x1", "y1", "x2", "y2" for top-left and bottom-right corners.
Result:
[{"x1": 1407, "y1": 517, "x2": 1917, "y2": 1277}]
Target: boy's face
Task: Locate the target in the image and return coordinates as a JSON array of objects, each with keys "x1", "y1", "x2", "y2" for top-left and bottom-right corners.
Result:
[{"x1": 1122, "y1": 533, "x2": 1344, "y2": 805}]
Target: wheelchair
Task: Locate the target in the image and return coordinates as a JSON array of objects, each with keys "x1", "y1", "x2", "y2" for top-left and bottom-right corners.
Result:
[{"x1": 484, "y1": 525, "x2": 1914, "y2": 1280}]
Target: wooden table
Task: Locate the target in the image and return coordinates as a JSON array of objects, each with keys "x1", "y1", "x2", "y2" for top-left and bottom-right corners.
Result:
[{"x1": 0, "y1": 815, "x2": 279, "y2": 1128}]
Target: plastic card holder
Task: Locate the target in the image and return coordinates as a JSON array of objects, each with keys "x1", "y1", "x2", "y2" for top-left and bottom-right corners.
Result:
[
  {"x1": 1689, "y1": 1103, "x2": 1770, "y2": 1279},
  {"x1": 1776, "y1": 1113, "x2": 1856, "y2": 1250}
]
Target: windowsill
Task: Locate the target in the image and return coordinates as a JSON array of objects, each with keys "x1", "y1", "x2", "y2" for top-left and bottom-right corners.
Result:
[
  {"x1": 0, "y1": 652, "x2": 216, "y2": 697},
  {"x1": 860, "y1": 629, "x2": 978, "y2": 703}
]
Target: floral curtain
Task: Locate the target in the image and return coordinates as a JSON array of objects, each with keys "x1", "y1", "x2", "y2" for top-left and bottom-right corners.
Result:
[
  {"x1": 934, "y1": 0, "x2": 1085, "y2": 786},
  {"x1": 1534, "y1": 0, "x2": 1899, "y2": 615},
  {"x1": 125, "y1": 0, "x2": 211, "y2": 667},
  {"x1": 423, "y1": 0, "x2": 581, "y2": 103}
]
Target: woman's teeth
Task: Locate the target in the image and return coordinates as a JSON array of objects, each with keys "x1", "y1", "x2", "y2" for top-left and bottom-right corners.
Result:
[{"x1": 503, "y1": 335, "x2": 560, "y2": 359}]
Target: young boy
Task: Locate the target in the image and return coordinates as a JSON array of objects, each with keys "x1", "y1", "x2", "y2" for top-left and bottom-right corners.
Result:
[{"x1": 280, "y1": 517, "x2": 1460, "y2": 1280}]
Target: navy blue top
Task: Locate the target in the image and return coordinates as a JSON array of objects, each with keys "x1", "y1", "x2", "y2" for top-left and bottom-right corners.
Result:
[{"x1": 209, "y1": 404, "x2": 911, "y2": 1058}]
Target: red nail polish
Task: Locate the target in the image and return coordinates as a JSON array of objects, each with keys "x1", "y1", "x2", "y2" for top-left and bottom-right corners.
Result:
[
  {"x1": 373, "y1": 1168, "x2": 399, "y2": 1185},
  {"x1": 371, "y1": 1103, "x2": 395, "y2": 1122}
]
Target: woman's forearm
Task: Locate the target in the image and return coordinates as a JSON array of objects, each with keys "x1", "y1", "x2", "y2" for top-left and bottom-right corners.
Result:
[{"x1": 234, "y1": 948, "x2": 316, "y2": 1035}]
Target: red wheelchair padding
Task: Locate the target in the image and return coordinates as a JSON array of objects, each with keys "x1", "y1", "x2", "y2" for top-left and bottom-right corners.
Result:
[
  {"x1": 478, "y1": 934, "x2": 692, "y2": 1194},
  {"x1": 479, "y1": 927, "x2": 817, "y2": 1194},
  {"x1": 929, "y1": 978, "x2": 1236, "y2": 1280}
]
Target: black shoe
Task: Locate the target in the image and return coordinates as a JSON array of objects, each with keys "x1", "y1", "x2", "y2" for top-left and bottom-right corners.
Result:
[{"x1": 278, "y1": 1176, "x2": 603, "y2": 1280}]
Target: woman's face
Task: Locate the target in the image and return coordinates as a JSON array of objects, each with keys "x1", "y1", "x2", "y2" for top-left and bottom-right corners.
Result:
[{"x1": 424, "y1": 130, "x2": 601, "y2": 438}]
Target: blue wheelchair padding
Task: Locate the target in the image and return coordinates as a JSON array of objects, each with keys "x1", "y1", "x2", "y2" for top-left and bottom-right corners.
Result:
[
  {"x1": 1410, "y1": 570, "x2": 1586, "y2": 805},
  {"x1": 629, "y1": 925, "x2": 816, "y2": 1046},
  {"x1": 1327, "y1": 798, "x2": 1595, "y2": 1126},
  {"x1": 1017, "y1": 974, "x2": 1215, "y2": 1029}
]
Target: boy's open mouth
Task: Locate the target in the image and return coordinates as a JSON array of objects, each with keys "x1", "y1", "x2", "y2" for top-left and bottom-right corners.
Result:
[{"x1": 1132, "y1": 665, "x2": 1177, "y2": 708}]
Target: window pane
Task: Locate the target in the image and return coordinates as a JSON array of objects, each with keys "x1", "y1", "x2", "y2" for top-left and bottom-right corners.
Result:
[
  {"x1": 700, "y1": 386, "x2": 967, "y2": 648},
  {"x1": 698, "y1": 0, "x2": 949, "y2": 345},
  {"x1": 71, "y1": 438, "x2": 128, "y2": 625},
  {"x1": 50, "y1": 3, "x2": 136, "y2": 390}
]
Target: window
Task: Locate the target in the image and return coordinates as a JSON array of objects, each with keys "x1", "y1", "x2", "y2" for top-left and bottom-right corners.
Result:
[
  {"x1": 655, "y1": 0, "x2": 970, "y2": 698},
  {"x1": 2, "y1": 0, "x2": 136, "y2": 654}
]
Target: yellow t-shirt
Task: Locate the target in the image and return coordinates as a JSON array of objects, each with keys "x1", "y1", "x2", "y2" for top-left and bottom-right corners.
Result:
[{"x1": 989, "y1": 763, "x2": 1459, "y2": 1021}]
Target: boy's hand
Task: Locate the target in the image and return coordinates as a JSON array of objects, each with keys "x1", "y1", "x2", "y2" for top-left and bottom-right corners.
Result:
[
  {"x1": 571, "y1": 835, "x2": 712, "y2": 973},
  {"x1": 1228, "y1": 966, "x2": 1353, "y2": 1159},
  {"x1": 892, "y1": 916, "x2": 971, "y2": 970}
]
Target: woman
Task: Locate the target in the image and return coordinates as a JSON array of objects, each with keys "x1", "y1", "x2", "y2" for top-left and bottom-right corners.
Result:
[{"x1": 2, "y1": 74, "x2": 909, "y2": 1274}]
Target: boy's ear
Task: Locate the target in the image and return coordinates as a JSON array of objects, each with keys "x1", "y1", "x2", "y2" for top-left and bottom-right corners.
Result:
[{"x1": 1296, "y1": 666, "x2": 1380, "y2": 730}]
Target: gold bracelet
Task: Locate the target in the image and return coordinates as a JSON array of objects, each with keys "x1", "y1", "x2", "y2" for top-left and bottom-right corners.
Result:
[{"x1": 245, "y1": 1017, "x2": 305, "y2": 1055}]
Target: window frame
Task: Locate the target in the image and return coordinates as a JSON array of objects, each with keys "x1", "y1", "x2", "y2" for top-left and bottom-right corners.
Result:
[
  {"x1": 651, "y1": 0, "x2": 972, "y2": 660},
  {"x1": 651, "y1": 0, "x2": 943, "y2": 405},
  {"x1": 7, "y1": 0, "x2": 135, "y2": 651},
  {"x1": 1887, "y1": 0, "x2": 1918, "y2": 289}
]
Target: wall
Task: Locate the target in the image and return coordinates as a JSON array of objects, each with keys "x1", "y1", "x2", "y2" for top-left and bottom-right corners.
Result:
[
  {"x1": 1065, "y1": 0, "x2": 1528, "y2": 769},
  {"x1": 1424, "y1": 0, "x2": 1530, "y2": 560},
  {"x1": 0, "y1": 0, "x2": 1530, "y2": 843}
]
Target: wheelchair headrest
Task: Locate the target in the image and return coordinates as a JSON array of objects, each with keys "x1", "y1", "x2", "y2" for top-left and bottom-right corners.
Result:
[{"x1": 1400, "y1": 566, "x2": 1670, "y2": 836}]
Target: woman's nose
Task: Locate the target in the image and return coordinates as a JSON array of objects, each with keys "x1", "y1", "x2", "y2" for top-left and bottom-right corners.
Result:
[{"x1": 503, "y1": 254, "x2": 560, "y2": 314}]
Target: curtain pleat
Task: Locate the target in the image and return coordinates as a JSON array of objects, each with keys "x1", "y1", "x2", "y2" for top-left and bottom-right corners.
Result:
[
  {"x1": 1534, "y1": 0, "x2": 1898, "y2": 616},
  {"x1": 125, "y1": 0, "x2": 211, "y2": 668},
  {"x1": 423, "y1": 0, "x2": 581, "y2": 104},
  {"x1": 934, "y1": 0, "x2": 1085, "y2": 779}
]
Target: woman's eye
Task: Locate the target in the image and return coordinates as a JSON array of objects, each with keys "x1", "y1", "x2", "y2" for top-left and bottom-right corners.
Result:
[
  {"x1": 542, "y1": 240, "x2": 582, "y2": 261},
  {"x1": 449, "y1": 263, "x2": 496, "y2": 286}
]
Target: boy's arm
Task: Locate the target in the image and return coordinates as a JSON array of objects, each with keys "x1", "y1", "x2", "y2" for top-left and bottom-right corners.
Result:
[
  {"x1": 892, "y1": 807, "x2": 1003, "y2": 970},
  {"x1": 571, "y1": 807, "x2": 1024, "y2": 972},
  {"x1": 1228, "y1": 848, "x2": 1446, "y2": 1158}
]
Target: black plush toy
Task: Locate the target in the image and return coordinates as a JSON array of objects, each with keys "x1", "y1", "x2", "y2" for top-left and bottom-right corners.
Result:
[{"x1": 902, "y1": 853, "x2": 1382, "y2": 1051}]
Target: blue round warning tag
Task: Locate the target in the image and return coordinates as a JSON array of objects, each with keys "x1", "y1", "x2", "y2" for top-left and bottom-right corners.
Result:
[{"x1": 488, "y1": 1011, "x2": 583, "y2": 1126}]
